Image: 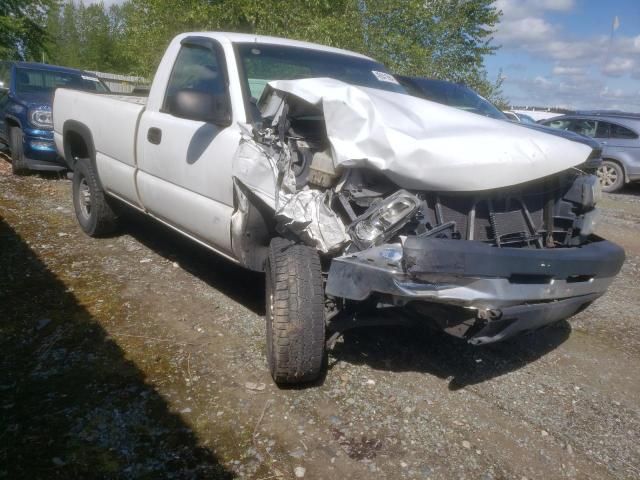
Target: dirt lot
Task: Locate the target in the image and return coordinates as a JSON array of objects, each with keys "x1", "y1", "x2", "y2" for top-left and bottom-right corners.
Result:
[{"x1": 1, "y1": 155, "x2": 639, "y2": 479}]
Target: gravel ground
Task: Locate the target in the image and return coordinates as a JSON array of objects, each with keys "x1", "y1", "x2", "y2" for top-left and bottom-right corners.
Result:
[{"x1": 1, "y1": 155, "x2": 639, "y2": 479}]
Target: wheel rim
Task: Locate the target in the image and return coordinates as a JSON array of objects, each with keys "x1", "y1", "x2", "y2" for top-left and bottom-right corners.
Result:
[
  {"x1": 597, "y1": 164, "x2": 618, "y2": 188},
  {"x1": 78, "y1": 177, "x2": 92, "y2": 219}
]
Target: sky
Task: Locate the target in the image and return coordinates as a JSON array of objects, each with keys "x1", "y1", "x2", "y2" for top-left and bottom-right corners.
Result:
[{"x1": 486, "y1": 0, "x2": 640, "y2": 110}]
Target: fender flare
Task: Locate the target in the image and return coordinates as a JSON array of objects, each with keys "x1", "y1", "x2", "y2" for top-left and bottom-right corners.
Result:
[
  {"x1": 4, "y1": 114, "x2": 22, "y2": 130},
  {"x1": 231, "y1": 179, "x2": 276, "y2": 272},
  {"x1": 62, "y1": 120, "x2": 101, "y2": 184}
]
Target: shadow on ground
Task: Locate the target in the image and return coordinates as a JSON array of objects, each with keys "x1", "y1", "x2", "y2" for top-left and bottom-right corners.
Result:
[
  {"x1": 0, "y1": 218, "x2": 232, "y2": 479},
  {"x1": 614, "y1": 183, "x2": 640, "y2": 197},
  {"x1": 330, "y1": 321, "x2": 571, "y2": 390},
  {"x1": 119, "y1": 211, "x2": 266, "y2": 317},
  {"x1": 116, "y1": 210, "x2": 569, "y2": 392}
]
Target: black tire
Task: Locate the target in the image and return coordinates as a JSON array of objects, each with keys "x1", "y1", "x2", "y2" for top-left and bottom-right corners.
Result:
[
  {"x1": 597, "y1": 160, "x2": 624, "y2": 193},
  {"x1": 72, "y1": 160, "x2": 118, "y2": 236},
  {"x1": 9, "y1": 128, "x2": 28, "y2": 175},
  {"x1": 265, "y1": 238, "x2": 326, "y2": 384}
]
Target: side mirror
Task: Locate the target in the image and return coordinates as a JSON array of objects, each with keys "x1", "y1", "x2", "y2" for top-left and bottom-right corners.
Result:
[{"x1": 169, "y1": 89, "x2": 231, "y2": 126}]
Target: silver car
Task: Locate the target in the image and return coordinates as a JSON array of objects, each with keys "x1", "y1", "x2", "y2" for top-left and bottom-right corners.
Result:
[{"x1": 540, "y1": 112, "x2": 640, "y2": 192}]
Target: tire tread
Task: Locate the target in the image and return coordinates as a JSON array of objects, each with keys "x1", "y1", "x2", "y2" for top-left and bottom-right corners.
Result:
[
  {"x1": 266, "y1": 238, "x2": 325, "y2": 384},
  {"x1": 72, "y1": 160, "x2": 118, "y2": 236}
]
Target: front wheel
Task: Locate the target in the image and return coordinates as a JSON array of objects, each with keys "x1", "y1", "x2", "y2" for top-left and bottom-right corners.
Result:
[
  {"x1": 9, "y1": 128, "x2": 28, "y2": 175},
  {"x1": 72, "y1": 160, "x2": 118, "y2": 236},
  {"x1": 265, "y1": 238, "x2": 326, "y2": 385},
  {"x1": 597, "y1": 160, "x2": 624, "y2": 193}
]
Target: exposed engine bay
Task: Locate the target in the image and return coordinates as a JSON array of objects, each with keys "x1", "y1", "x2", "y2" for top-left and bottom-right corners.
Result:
[{"x1": 231, "y1": 78, "x2": 625, "y2": 345}]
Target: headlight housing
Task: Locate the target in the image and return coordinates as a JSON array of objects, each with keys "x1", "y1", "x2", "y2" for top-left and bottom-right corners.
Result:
[
  {"x1": 590, "y1": 176, "x2": 603, "y2": 206},
  {"x1": 29, "y1": 107, "x2": 53, "y2": 129},
  {"x1": 577, "y1": 208, "x2": 601, "y2": 237},
  {"x1": 564, "y1": 174, "x2": 601, "y2": 210},
  {"x1": 349, "y1": 190, "x2": 421, "y2": 249}
]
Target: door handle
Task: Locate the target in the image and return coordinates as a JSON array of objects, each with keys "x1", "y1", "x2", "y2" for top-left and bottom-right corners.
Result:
[{"x1": 147, "y1": 127, "x2": 162, "y2": 145}]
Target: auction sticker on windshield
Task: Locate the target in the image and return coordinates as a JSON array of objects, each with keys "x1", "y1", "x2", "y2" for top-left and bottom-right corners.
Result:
[{"x1": 372, "y1": 70, "x2": 400, "y2": 84}]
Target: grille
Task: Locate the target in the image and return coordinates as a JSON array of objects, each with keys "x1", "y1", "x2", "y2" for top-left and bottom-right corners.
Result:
[{"x1": 424, "y1": 177, "x2": 572, "y2": 247}]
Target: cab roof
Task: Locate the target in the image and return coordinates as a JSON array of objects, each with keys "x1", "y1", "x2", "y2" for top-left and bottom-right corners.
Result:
[
  {"x1": 10, "y1": 61, "x2": 95, "y2": 77},
  {"x1": 178, "y1": 31, "x2": 374, "y2": 61}
]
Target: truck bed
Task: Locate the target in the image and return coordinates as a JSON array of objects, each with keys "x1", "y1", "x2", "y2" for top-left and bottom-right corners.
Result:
[
  {"x1": 102, "y1": 94, "x2": 148, "y2": 106},
  {"x1": 53, "y1": 89, "x2": 146, "y2": 168},
  {"x1": 53, "y1": 88, "x2": 147, "y2": 207}
]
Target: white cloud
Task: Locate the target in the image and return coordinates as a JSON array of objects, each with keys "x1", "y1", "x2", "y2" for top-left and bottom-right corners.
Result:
[
  {"x1": 602, "y1": 57, "x2": 636, "y2": 77},
  {"x1": 492, "y1": 0, "x2": 639, "y2": 109},
  {"x1": 552, "y1": 65, "x2": 584, "y2": 76},
  {"x1": 494, "y1": 17, "x2": 555, "y2": 43},
  {"x1": 533, "y1": 75, "x2": 552, "y2": 87},
  {"x1": 507, "y1": 75, "x2": 640, "y2": 110},
  {"x1": 537, "y1": 0, "x2": 575, "y2": 11}
]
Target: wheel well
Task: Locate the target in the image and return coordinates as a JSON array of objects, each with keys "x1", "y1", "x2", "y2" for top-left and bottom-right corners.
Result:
[
  {"x1": 65, "y1": 131, "x2": 89, "y2": 162},
  {"x1": 5, "y1": 117, "x2": 19, "y2": 129},
  {"x1": 231, "y1": 182, "x2": 277, "y2": 272}
]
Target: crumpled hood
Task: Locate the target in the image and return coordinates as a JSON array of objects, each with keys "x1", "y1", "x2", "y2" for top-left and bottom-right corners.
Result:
[{"x1": 259, "y1": 78, "x2": 594, "y2": 192}]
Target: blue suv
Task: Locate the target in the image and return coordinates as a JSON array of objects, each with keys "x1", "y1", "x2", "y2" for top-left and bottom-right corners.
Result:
[{"x1": 0, "y1": 62, "x2": 109, "y2": 174}]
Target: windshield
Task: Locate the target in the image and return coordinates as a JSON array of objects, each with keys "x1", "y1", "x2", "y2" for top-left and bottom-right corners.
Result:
[
  {"x1": 235, "y1": 43, "x2": 406, "y2": 102},
  {"x1": 15, "y1": 68, "x2": 109, "y2": 95},
  {"x1": 517, "y1": 113, "x2": 537, "y2": 124},
  {"x1": 402, "y1": 78, "x2": 506, "y2": 120}
]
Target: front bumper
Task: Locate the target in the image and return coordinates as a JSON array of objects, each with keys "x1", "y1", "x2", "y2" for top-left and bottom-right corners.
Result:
[
  {"x1": 21, "y1": 128, "x2": 65, "y2": 171},
  {"x1": 326, "y1": 236, "x2": 625, "y2": 344}
]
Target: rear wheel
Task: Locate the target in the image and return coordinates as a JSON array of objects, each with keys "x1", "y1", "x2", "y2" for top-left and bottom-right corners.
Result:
[
  {"x1": 72, "y1": 160, "x2": 118, "y2": 236},
  {"x1": 597, "y1": 160, "x2": 624, "y2": 193},
  {"x1": 265, "y1": 238, "x2": 326, "y2": 384},
  {"x1": 9, "y1": 128, "x2": 28, "y2": 175}
]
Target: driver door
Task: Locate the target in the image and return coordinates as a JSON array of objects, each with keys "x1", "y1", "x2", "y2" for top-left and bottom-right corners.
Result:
[{"x1": 136, "y1": 38, "x2": 241, "y2": 254}]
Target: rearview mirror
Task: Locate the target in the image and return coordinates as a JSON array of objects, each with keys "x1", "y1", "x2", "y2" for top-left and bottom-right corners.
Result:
[{"x1": 169, "y1": 89, "x2": 231, "y2": 126}]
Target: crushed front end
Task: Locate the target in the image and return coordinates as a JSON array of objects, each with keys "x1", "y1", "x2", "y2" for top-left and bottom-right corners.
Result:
[
  {"x1": 233, "y1": 78, "x2": 625, "y2": 345},
  {"x1": 325, "y1": 172, "x2": 624, "y2": 343}
]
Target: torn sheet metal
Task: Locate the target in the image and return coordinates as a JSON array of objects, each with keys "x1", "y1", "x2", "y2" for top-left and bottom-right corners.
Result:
[
  {"x1": 232, "y1": 137, "x2": 349, "y2": 253},
  {"x1": 276, "y1": 188, "x2": 349, "y2": 253},
  {"x1": 259, "y1": 78, "x2": 594, "y2": 192}
]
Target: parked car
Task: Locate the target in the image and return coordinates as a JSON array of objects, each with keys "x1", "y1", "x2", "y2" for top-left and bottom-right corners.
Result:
[
  {"x1": 503, "y1": 110, "x2": 537, "y2": 124},
  {"x1": 396, "y1": 76, "x2": 507, "y2": 120},
  {"x1": 539, "y1": 112, "x2": 640, "y2": 192},
  {"x1": 0, "y1": 61, "x2": 109, "y2": 174},
  {"x1": 510, "y1": 109, "x2": 561, "y2": 122},
  {"x1": 53, "y1": 32, "x2": 624, "y2": 385}
]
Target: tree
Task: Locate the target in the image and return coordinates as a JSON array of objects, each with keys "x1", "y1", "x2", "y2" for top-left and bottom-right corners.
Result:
[
  {"x1": 121, "y1": 0, "x2": 502, "y2": 101},
  {"x1": 0, "y1": 0, "x2": 52, "y2": 60},
  {"x1": 45, "y1": 1, "x2": 135, "y2": 74}
]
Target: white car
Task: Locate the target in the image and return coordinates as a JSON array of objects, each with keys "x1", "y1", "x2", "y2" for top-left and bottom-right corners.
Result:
[{"x1": 53, "y1": 32, "x2": 624, "y2": 385}]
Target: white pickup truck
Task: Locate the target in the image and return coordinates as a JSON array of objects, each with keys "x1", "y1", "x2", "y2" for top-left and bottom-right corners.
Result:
[{"x1": 53, "y1": 32, "x2": 624, "y2": 385}]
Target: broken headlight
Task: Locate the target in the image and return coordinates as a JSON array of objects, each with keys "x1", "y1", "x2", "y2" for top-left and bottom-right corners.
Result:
[
  {"x1": 348, "y1": 190, "x2": 421, "y2": 250},
  {"x1": 564, "y1": 174, "x2": 602, "y2": 210},
  {"x1": 577, "y1": 208, "x2": 601, "y2": 236}
]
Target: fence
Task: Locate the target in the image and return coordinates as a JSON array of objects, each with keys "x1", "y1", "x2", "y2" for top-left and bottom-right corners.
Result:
[{"x1": 88, "y1": 71, "x2": 148, "y2": 94}]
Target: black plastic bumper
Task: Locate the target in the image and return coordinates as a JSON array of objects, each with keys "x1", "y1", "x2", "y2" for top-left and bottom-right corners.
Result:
[
  {"x1": 403, "y1": 236, "x2": 624, "y2": 281},
  {"x1": 326, "y1": 236, "x2": 625, "y2": 344}
]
